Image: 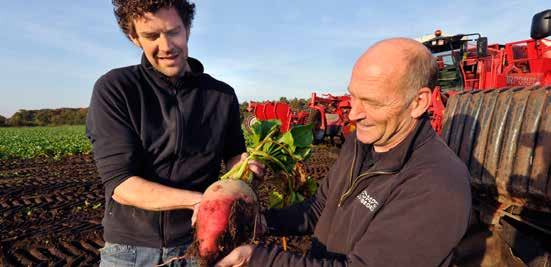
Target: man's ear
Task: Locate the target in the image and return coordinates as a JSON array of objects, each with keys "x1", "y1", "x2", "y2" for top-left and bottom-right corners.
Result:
[
  {"x1": 129, "y1": 34, "x2": 142, "y2": 48},
  {"x1": 186, "y1": 26, "x2": 191, "y2": 41},
  {"x1": 409, "y1": 87, "x2": 432, "y2": 119}
]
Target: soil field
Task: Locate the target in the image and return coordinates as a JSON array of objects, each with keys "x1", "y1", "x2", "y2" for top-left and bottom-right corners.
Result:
[
  {"x1": 0, "y1": 145, "x2": 525, "y2": 267},
  {"x1": 0, "y1": 146, "x2": 339, "y2": 266}
]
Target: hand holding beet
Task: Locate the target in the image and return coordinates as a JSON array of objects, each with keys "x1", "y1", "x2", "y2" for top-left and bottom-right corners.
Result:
[
  {"x1": 188, "y1": 120, "x2": 313, "y2": 266},
  {"x1": 214, "y1": 244, "x2": 256, "y2": 267}
]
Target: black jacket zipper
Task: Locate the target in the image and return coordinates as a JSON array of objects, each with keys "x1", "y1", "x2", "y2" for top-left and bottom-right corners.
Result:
[
  {"x1": 338, "y1": 142, "x2": 399, "y2": 207},
  {"x1": 162, "y1": 90, "x2": 180, "y2": 248},
  {"x1": 173, "y1": 90, "x2": 182, "y2": 156}
]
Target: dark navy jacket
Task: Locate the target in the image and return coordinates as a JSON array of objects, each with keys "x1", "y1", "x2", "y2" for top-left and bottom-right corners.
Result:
[
  {"x1": 252, "y1": 117, "x2": 471, "y2": 267},
  {"x1": 86, "y1": 55, "x2": 245, "y2": 248}
]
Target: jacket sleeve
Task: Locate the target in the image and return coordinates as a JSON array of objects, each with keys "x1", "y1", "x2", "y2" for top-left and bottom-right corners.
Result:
[
  {"x1": 250, "y1": 243, "x2": 348, "y2": 267},
  {"x1": 85, "y1": 75, "x2": 145, "y2": 199},
  {"x1": 222, "y1": 94, "x2": 246, "y2": 163},
  {"x1": 251, "y1": 170, "x2": 471, "y2": 267},
  {"x1": 262, "y1": 161, "x2": 336, "y2": 236}
]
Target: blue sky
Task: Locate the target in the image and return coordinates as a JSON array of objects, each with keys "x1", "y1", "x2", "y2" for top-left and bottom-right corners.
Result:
[{"x1": 0, "y1": 1, "x2": 548, "y2": 117}]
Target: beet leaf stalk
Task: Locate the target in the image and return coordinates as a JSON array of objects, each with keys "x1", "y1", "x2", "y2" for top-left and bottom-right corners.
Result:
[
  {"x1": 189, "y1": 120, "x2": 314, "y2": 266},
  {"x1": 221, "y1": 120, "x2": 313, "y2": 182}
]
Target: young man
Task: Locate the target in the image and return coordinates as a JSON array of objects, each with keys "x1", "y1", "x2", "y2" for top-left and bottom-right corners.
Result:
[
  {"x1": 216, "y1": 38, "x2": 472, "y2": 267},
  {"x1": 86, "y1": 1, "x2": 260, "y2": 266}
]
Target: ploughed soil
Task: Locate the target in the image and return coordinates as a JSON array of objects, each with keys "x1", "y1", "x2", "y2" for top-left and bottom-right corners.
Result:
[
  {"x1": 0, "y1": 146, "x2": 338, "y2": 266},
  {"x1": 0, "y1": 146, "x2": 525, "y2": 266}
]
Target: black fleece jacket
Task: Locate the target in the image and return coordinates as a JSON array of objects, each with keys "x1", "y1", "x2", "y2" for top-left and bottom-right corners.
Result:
[
  {"x1": 251, "y1": 117, "x2": 472, "y2": 267},
  {"x1": 86, "y1": 56, "x2": 245, "y2": 248}
]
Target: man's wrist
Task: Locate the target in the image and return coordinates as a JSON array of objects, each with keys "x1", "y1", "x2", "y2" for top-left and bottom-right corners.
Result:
[{"x1": 260, "y1": 213, "x2": 278, "y2": 235}]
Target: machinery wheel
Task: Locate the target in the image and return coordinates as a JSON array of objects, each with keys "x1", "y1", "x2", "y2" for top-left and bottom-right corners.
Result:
[
  {"x1": 308, "y1": 110, "x2": 325, "y2": 145},
  {"x1": 243, "y1": 113, "x2": 257, "y2": 133},
  {"x1": 333, "y1": 133, "x2": 345, "y2": 148}
]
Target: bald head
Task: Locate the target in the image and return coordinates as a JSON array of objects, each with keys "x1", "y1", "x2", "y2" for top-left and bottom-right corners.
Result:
[
  {"x1": 348, "y1": 38, "x2": 437, "y2": 150},
  {"x1": 352, "y1": 38, "x2": 438, "y2": 102}
]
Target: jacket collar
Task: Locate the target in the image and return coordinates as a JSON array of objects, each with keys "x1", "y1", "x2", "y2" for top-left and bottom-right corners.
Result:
[
  {"x1": 140, "y1": 54, "x2": 204, "y2": 91},
  {"x1": 358, "y1": 114, "x2": 435, "y2": 172}
]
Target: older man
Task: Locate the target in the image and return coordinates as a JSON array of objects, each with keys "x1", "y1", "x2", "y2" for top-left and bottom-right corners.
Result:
[{"x1": 216, "y1": 38, "x2": 472, "y2": 267}]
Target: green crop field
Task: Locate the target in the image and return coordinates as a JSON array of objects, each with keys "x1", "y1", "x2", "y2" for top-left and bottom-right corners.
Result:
[{"x1": 0, "y1": 125, "x2": 91, "y2": 160}]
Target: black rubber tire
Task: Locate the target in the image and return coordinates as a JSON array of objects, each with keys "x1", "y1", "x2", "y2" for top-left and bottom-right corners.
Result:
[
  {"x1": 243, "y1": 113, "x2": 257, "y2": 133},
  {"x1": 308, "y1": 109, "x2": 325, "y2": 145}
]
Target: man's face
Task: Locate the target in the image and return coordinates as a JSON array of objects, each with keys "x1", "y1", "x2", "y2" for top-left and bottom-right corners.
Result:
[
  {"x1": 130, "y1": 7, "x2": 190, "y2": 78},
  {"x1": 348, "y1": 63, "x2": 413, "y2": 148}
]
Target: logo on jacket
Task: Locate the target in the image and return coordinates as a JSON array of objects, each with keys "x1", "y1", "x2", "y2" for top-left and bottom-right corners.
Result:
[{"x1": 357, "y1": 190, "x2": 379, "y2": 212}]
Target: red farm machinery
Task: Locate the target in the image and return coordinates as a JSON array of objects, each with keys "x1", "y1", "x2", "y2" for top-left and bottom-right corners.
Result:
[
  {"x1": 244, "y1": 93, "x2": 355, "y2": 145},
  {"x1": 424, "y1": 10, "x2": 551, "y2": 266},
  {"x1": 307, "y1": 93, "x2": 355, "y2": 145},
  {"x1": 419, "y1": 10, "x2": 551, "y2": 135},
  {"x1": 244, "y1": 101, "x2": 309, "y2": 133}
]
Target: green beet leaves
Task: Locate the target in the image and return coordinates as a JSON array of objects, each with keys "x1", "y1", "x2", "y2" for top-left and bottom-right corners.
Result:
[{"x1": 221, "y1": 120, "x2": 313, "y2": 183}]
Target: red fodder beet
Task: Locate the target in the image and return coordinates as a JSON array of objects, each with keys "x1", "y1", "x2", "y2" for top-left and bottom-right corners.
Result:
[
  {"x1": 197, "y1": 197, "x2": 235, "y2": 256},
  {"x1": 192, "y1": 179, "x2": 258, "y2": 266}
]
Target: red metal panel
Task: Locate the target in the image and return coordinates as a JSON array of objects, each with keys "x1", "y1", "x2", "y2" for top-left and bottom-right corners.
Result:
[
  {"x1": 264, "y1": 103, "x2": 276, "y2": 120},
  {"x1": 274, "y1": 102, "x2": 291, "y2": 132},
  {"x1": 254, "y1": 104, "x2": 266, "y2": 120}
]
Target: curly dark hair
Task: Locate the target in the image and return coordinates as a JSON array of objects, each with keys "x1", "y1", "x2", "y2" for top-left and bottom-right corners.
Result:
[{"x1": 112, "y1": 0, "x2": 196, "y2": 38}]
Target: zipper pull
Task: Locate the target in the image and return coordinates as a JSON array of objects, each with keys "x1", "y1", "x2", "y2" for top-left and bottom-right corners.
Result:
[{"x1": 338, "y1": 196, "x2": 344, "y2": 207}]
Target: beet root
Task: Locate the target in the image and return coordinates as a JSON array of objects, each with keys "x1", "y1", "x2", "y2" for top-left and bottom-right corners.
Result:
[{"x1": 190, "y1": 179, "x2": 258, "y2": 266}]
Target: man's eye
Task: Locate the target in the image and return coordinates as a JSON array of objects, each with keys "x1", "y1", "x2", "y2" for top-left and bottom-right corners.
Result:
[
  {"x1": 168, "y1": 30, "x2": 180, "y2": 36},
  {"x1": 143, "y1": 35, "x2": 158, "y2": 40},
  {"x1": 364, "y1": 100, "x2": 383, "y2": 108}
]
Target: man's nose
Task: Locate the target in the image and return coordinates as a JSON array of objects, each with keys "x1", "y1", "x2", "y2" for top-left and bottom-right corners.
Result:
[
  {"x1": 158, "y1": 34, "x2": 173, "y2": 52},
  {"x1": 348, "y1": 102, "x2": 364, "y2": 122}
]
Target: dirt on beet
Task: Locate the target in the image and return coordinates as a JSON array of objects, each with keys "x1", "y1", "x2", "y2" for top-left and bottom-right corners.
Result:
[
  {"x1": 185, "y1": 199, "x2": 258, "y2": 267},
  {"x1": 0, "y1": 146, "x2": 339, "y2": 266}
]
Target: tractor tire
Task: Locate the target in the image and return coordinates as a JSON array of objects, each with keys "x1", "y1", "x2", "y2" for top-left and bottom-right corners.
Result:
[
  {"x1": 441, "y1": 86, "x2": 551, "y2": 213},
  {"x1": 308, "y1": 110, "x2": 325, "y2": 145},
  {"x1": 243, "y1": 113, "x2": 257, "y2": 133}
]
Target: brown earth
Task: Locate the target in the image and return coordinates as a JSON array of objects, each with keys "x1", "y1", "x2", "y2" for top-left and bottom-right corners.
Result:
[
  {"x1": 0, "y1": 146, "x2": 338, "y2": 266},
  {"x1": 0, "y1": 146, "x2": 525, "y2": 266},
  {"x1": 0, "y1": 155, "x2": 104, "y2": 266}
]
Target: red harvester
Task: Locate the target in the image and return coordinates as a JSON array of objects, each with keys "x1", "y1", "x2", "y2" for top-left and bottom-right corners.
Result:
[
  {"x1": 244, "y1": 101, "x2": 310, "y2": 133},
  {"x1": 425, "y1": 10, "x2": 551, "y2": 265},
  {"x1": 244, "y1": 93, "x2": 355, "y2": 146},
  {"x1": 418, "y1": 9, "x2": 551, "y2": 134}
]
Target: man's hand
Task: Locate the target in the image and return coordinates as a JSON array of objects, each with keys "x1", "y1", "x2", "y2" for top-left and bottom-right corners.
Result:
[
  {"x1": 244, "y1": 153, "x2": 266, "y2": 178},
  {"x1": 214, "y1": 244, "x2": 255, "y2": 267},
  {"x1": 191, "y1": 200, "x2": 201, "y2": 226},
  {"x1": 253, "y1": 213, "x2": 268, "y2": 237},
  {"x1": 228, "y1": 153, "x2": 266, "y2": 178}
]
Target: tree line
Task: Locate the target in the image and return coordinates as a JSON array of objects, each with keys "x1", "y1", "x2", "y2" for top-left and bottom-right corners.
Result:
[
  {"x1": 0, "y1": 108, "x2": 88, "y2": 127},
  {"x1": 0, "y1": 97, "x2": 311, "y2": 127}
]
